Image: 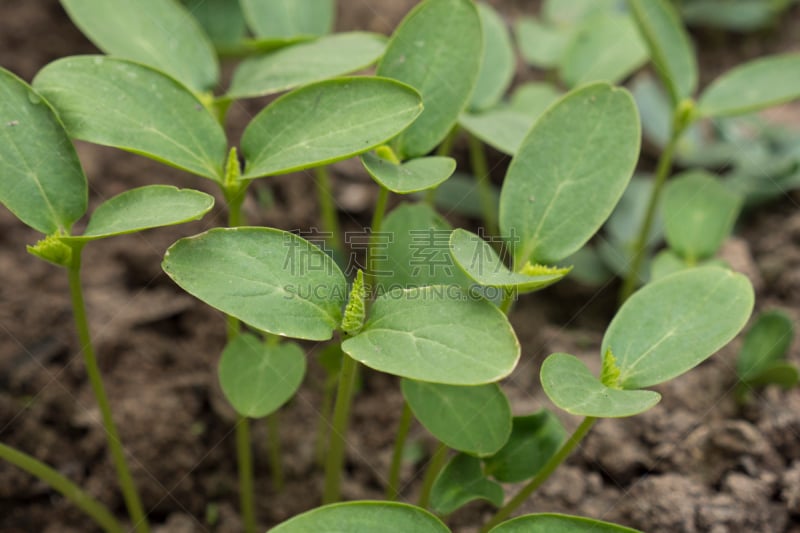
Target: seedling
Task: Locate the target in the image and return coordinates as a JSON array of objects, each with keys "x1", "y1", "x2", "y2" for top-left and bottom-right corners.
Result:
[
  {"x1": 736, "y1": 309, "x2": 799, "y2": 402},
  {"x1": 0, "y1": 67, "x2": 215, "y2": 533}
]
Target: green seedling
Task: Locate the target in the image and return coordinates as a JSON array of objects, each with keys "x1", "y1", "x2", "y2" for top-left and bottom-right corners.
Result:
[
  {"x1": 0, "y1": 67, "x2": 215, "y2": 533},
  {"x1": 736, "y1": 309, "x2": 799, "y2": 402},
  {"x1": 676, "y1": 0, "x2": 798, "y2": 32},
  {"x1": 620, "y1": 0, "x2": 800, "y2": 301}
]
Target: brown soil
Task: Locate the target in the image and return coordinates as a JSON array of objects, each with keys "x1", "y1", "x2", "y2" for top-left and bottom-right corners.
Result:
[{"x1": 1, "y1": 1, "x2": 800, "y2": 532}]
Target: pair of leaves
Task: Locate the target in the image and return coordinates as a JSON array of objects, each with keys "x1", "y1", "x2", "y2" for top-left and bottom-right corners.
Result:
[
  {"x1": 629, "y1": 0, "x2": 800, "y2": 117},
  {"x1": 268, "y1": 502, "x2": 640, "y2": 532},
  {"x1": 0, "y1": 68, "x2": 213, "y2": 242},
  {"x1": 542, "y1": 267, "x2": 754, "y2": 417},
  {"x1": 33, "y1": 58, "x2": 423, "y2": 183},
  {"x1": 162, "y1": 227, "x2": 519, "y2": 385}
]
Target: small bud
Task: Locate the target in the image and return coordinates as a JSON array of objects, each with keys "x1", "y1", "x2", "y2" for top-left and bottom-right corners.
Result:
[
  {"x1": 519, "y1": 261, "x2": 572, "y2": 277},
  {"x1": 374, "y1": 145, "x2": 401, "y2": 165},
  {"x1": 600, "y1": 347, "x2": 622, "y2": 389},
  {"x1": 341, "y1": 270, "x2": 366, "y2": 335},
  {"x1": 27, "y1": 234, "x2": 73, "y2": 267}
]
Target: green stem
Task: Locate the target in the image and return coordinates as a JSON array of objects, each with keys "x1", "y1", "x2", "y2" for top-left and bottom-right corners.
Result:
[
  {"x1": 314, "y1": 166, "x2": 344, "y2": 254},
  {"x1": 425, "y1": 126, "x2": 460, "y2": 205},
  {"x1": 417, "y1": 442, "x2": 448, "y2": 509},
  {"x1": 236, "y1": 417, "x2": 256, "y2": 533},
  {"x1": 619, "y1": 113, "x2": 690, "y2": 304},
  {"x1": 0, "y1": 443, "x2": 124, "y2": 533},
  {"x1": 266, "y1": 413, "x2": 284, "y2": 491},
  {"x1": 67, "y1": 257, "x2": 149, "y2": 533},
  {"x1": 386, "y1": 401, "x2": 414, "y2": 500},
  {"x1": 322, "y1": 351, "x2": 359, "y2": 504},
  {"x1": 481, "y1": 417, "x2": 596, "y2": 532},
  {"x1": 467, "y1": 132, "x2": 499, "y2": 238},
  {"x1": 315, "y1": 373, "x2": 338, "y2": 466},
  {"x1": 499, "y1": 289, "x2": 516, "y2": 315},
  {"x1": 365, "y1": 185, "x2": 391, "y2": 294}
]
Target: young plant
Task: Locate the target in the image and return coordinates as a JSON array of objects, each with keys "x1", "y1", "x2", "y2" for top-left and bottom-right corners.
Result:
[
  {"x1": 736, "y1": 309, "x2": 799, "y2": 402},
  {"x1": 620, "y1": 0, "x2": 800, "y2": 300},
  {"x1": 0, "y1": 67, "x2": 215, "y2": 533}
]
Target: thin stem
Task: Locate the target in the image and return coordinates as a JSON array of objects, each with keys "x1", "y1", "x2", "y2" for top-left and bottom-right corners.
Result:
[
  {"x1": 266, "y1": 413, "x2": 284, "y2": 491},
  {"x1": 314, "y1": 166, "x2": 344, "y2": 254},
  {"x1": 322, "y1": 351, "x2": 359, "y2": 504},
  {"x1": 499, "y1": 289, "x2": 516, "y2": 315},
  {"x1": 417, "y1": 442, "x2": 448, "y2": 509},
  {"x1": 315, "y1": 373, "x2": 338, "y2": 466},
  {"x1": 67, "y1": 258, "x2": 149, "y2": 533},
  {"x1": 236, "y1": 417, "x2": 256, "y2": 533},
  {"x1": 386, "y1": 401, "x2": 414, "y2": 500},
  {"x1": 619, "y1": 116, "x2": 689, "y2": 304},
  {"x1": 0, "y1": 443, "x2": 124, "y2": 533},
  {"x1": 467, "y1": 132, "x2": 499, "y2": 238},
  {"x1": 365, "y1": 185, "x2": 391, "y2": 293},
  {"x1": 481, "y1": 417, "x2": 596, "y2": 532},
  {"x1": 425, "y1": 126, "x2": 460, "y2": 205}
]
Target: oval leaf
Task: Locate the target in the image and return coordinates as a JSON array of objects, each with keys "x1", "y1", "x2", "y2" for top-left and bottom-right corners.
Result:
[
  {"x1": 560, "y1": 14, "x2": 649, "y2": 88},
  {"x1": 697, "y1": 53, "x2": 800, "y2": 117},
  {"x1": 450, "y1": 229, "x2": 568, "y2": 294},
  {"x1": 162, "y1": 227, "x2": 347, "y2": 341},
  {"x1": 402, "y1": 379, "x2": 511, "y2": 456},
  {"x1": 342, "y1": 286, "x2": 520, "y2": 385},
  {"x1": 0, "y1": 68, "x2": 86, "y2": 234},
  {"x1": 738, "y1": 309, "x2": 794, "y2": 381},
  {"x1": 515, "y1": 17, "x2": 572, "y2": 69},
  {"x1": 241, "y1": 77, "x2": 422, "y2": 179},
  {"x1": 372, "y1": 203, "x2": 471, "y2": 291},
  {"x1": 470, "y1": 2, "x2": 515, "y2": 112},
  {"x1": 499, "y1": 83, "x2": 640, "y2": 266},
  {"x1": 69, "y1": 186, "x2": 214, "y2": 241},
  {"x1": 268, "y1": 501, "x2": 449, "y2": 533},
  {"x1": 603, "y1": 267, "x2": 754, "y2": 389},
  {"x1": 227, "y1": 32, "x2": 387, "y2": 100},
  {"x1": 361, "y1": 154, "x2": 455, "y2": 194},
  {"x1": 219, "y1": 334, "x2": 306, "y2": 419},
  {"x1": 430, "y1": 453, "x2": 504, "y2": 515},
  {"x1": 663, "y1": 171, "x2": 741, "y2": 262},
  {"x1": 627, "y1": 0, "x2": 698, "y2": 104},
  {"x1": 377, "y1": 0, "x2": 482, "y2": 159},
  {"x1": 183, "y1": 0, "x2": 246, "y2": 48},
  {"x1": 650, "y1": 249, "x2": 689, "y2": 281},
  {"x1": 543, "y1": 0, "x2": 620, "y2": 24},
  {"x1": 489, "y1": 513, "x2": 643, "y2": 533},
  {"x1": 241, "y1": 0, "x2": 334, "y2": 39},
  {"x1": 61, "y1": 0, "x2": 218, "y2": 92},
  {"x1": 541, "y1": 353, "x2": 661, "y2": 418},
  {"x1": 34, "y1": 57, "x2": 227, "y2": 181},
  {"x1": 483, "y1": 410, "x2": 565, "y2": 483}
]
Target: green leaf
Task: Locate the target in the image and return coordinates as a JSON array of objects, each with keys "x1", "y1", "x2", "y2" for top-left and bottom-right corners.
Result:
[
  {"x1": 361, "y1": 154, "x2": 455, "y2": 194},
  {"x1": 60, "y1": 0, "x2": 218, "y2": 93},
  {"x1": 268, "y1": 501, "x2": 449, "y2": 533},
  {"x1": 377, "y1": 0, "x2": 482, "y2": 159},
  {"x1": 33, "y1": 57, "x2": 227, "y2": 182},
  {"x1": 241, "y1": 0, "x2": 334, "y2": 39},
  {"x1": 342, "y1": 286, "x2": 519, "y2": 385},
  {"x1": 663, "y1": 171, "x2": 742, "y2": 262},
  {"x1": 64, "y1": 186, "x2": 213, "y2": 241},
  {"x1": 650, "y1": 249, "x2": 689, "y2": 281},
  {"x1": 219, "y1": 334, "x2": 306, "y2": 418},
  {"x1": 697, "y1": 53, "x2": 800, "y2": 118},
  {"x1": 542, "y1": 0, "x2": 621, "y2": 25},
  {"x1": 515, "y1": 17, "x2": 572, "y2": 69},
  {"x1": 162, "y1": 227, "x2": 347, "y2": 341},
  {"x1": 560, "y1": 14, "x2": 649, "y2": 88},
  {"x1": 449, "y1": 229, "x2": 568, "y2": 293},
  {"x1": 541, "y1": 353, "x2": 661, "y2": 417},
  {"x1": 240, "y1": 78, "x2": 423, "y2": 179},
  {"x1": 470, "y1": 3, "x2": 515, "y2": 112},
  {"x1": 460, "y1": 83, "x2": 561, "y2": 156},
  {"x1": 603, "y1": 267, "x2": 754, "y2": 389},
  {"x1": 627, "y1": 0, "x2": 698, "y2": 105},
  {"x1": 499, "y1": 83, "x2": 640, "y2": 266},
  {"x1": 182, "y1": 0, "x2": 246, "y2": 48},
  {"x1": 606, "y1": 176, "x2": 663, "y2": 249},
  {"x1": 489, "y1": 513, "x2": 643, "y2": 533},
  {"x1": 744, "y1": 363, "x2": 799, "y2": 389},
  {"x1": 372, "y1": 203, "x2": 471, "y2": 290},
  {"x1": 430, "y1": 454, "x2": 503, "y2": 515},
  {"x1": 738, "y1": 309, "x2": 794, "y2": 381},
  {"x1": 0, "y1": 68, "x2": 86, "y2": 235},
  {"x1": 227, "y1": 33, "x2": 387, "y2": 100},
  {"x1": 423, "y1": 172, "x2": 500, "y2": 218},
  {"x1": 402, "y1": 379, "x2": 511, "y2": 455},
  {"x1": 483, "y1": 410, "x2": 565, "y2": 483},
  {"x1": 680, "y1": 1, "x2": 779, "y2": 31}
]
